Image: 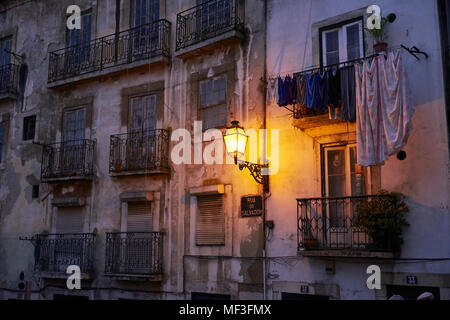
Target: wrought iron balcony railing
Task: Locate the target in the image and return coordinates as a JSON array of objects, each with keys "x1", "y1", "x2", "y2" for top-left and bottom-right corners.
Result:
[
  {"x1": 109, "y1": 129, "x2": 170, "y2": 174},
  {"x1": 0, "y1": 63, "x2": 19, "y2": 96},
  {"x1": 41, "y1": 139, "x2": 96, "y2": 181},
  {"x1": 34, "y1": 233, "x2": 96, "y2": 274},
  {"x1": 105, "y1": 232, "x2": 163, "y2": 276},
  {"x1": 297, "y1": 195, "x2": 395, "y2": 252},
  {"x1": 176, "y1": 0, "x2": 244, "y2": 50},
  {"x1": 48, "y1": 19, "x2": 171, "y2": 83}
]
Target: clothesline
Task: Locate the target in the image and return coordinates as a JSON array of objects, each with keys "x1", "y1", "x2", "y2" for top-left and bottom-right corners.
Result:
[
  {"x1": 267, "y1": 44, "x2": 415, "y2": 81},
  {"x1": 268, "y1": 53, "x2": 385, "y2": 81}
]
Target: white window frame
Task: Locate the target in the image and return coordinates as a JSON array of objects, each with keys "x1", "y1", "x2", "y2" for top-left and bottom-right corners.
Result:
[{"x1": 321, "y1": 19, "x2": 364, "y2": 66}]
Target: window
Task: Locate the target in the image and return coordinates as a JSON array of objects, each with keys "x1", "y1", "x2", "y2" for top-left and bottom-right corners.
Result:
[
  {"x1": 63, "y1": 107, "x2": 86, "y2": 142},
  {"x1": 323, "y1": 144, "x2": 367, "y2": 227},
  {"x1": 23, "y1": 115, "x2": 36, "y2": 141},
  {"x1": 196, "y1": 194, "x2": 225, "y2": 245},
  {"x1": 129, "y1": 94, "x2": 157, "y2": 132},
  {"x1": 198, "y1": 0, "x2": 232, "y2": 32},
  {"x1": 132, "y1": 0, "x2": 160, "y2": 27},
  {"x1": 56, "y1": 207, "x2": 84, "y2": 234},
  {"x1": 66, "y1": 12, "x2": 92, "y2": 65},
  {"x1": 127, "y1": 201, "x2": 153, "y2": 233},
  {"x1": 0, "y1": 37, "x2": 12, "y2": 67},
  {"x1": 199, "y1": 77, "x2": 227, "y2": 130},
  {"x1": 321, "y1": 19, "x2": 364, "y2": 66},
  {"x1": 0, "y1": 124, "x2": 4, "y2": 162}
]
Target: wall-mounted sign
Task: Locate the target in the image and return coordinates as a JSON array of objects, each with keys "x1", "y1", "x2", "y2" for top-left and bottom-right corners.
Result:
[
  {"x1": 241, "y1": 196, "x2": 263, "y2": 217},
  {"x1": 406, "y1": 275, "x2": 418, "y2": 285}
]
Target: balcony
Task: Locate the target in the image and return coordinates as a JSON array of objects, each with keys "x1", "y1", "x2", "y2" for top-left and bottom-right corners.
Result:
[
  {"x1": 176, "y1": 0, "x2": 245, "y2": 57},
  {"x1": 48, "y1": 19, "x2": 171, "y2": 87},
  {"x1": 34, "y1": 233, "x2": 96, "y2": 278},
  {"x1": 0, "y1": 63, "x2": 19, "y2": 100},
  {"x1": 41, "y1": 139, "x2": 96, "y2": 182},
  {"x1": 109, "y1": 129, "x2": 170, "y2": 176},
  {"x1": 105, "y1": 232, "x2": 163, "y2": 280},
  {"x1": 297, "y1": 195, "x2": 396, "y2": 258}
]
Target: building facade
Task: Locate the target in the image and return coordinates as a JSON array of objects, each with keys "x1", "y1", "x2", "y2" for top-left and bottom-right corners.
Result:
[{"x1": 0, "y1": 0, "x2": 448, "y2": 300}]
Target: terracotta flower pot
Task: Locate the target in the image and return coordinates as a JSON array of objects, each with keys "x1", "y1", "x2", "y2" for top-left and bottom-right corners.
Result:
[
  {"x1": 303, "y1": 238, "x2": 318, "y2": 249},
  {"x1": 373, "y1": 42, "x2": 388, "y2": 53}
]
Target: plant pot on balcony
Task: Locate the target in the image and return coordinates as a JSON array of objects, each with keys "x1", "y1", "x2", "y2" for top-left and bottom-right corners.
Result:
[
  {"x1": 373, "y1": 42, "x2": 388, "y2": 53},
  {"x1": 302, "y1": 238, "x2": 318, "y2": 249}
]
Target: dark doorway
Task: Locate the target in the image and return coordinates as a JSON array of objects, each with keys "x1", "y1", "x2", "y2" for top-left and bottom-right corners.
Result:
[
  {"x1": 281, "y1": 292, "x2": 330, "y2": 300},
  {"x1": 191, "y1": 292, "x2": 231, "y2": 300},
  {"x1": 386, "y1": 285, "x2": 440, "y2": 300}
]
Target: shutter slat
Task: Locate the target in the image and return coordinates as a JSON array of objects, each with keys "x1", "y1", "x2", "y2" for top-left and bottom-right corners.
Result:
[
  {"x1": 127, "y1": 201, "x2": 152, "y2": 233},
  {"x1": 196, "y1": 194, "x2": 224, "y2": 245},
  {"x1": 56, "y1": 207, "x2": 84, "y2": 234}
]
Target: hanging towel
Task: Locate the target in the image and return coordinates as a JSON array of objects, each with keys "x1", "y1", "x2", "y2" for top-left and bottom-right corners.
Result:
[
  {"x1": 341, "y1": 65, "x2": 357, "y2": 121},
  {"x1": 267, "y1": 78, "x2": 278, "y2": 104},
  {"x1": 305, "y1": 72, "x2": 319, "y2": 108},
  {"x1": 287, "y1": 75, "x2": 297, "y2": 105},
  {"x1": 295, "y1": 73, "x2": 306, "y2": 106},
  {"x1": 379, "y1": 50, "x2": 415, "y2": 157},
  {"x1": 317, "y1": 70, "x2": 329, "y2": 111},
  {"x1": 277, "y1": 76, "x2": 287, "y2": 107},
  {"x1": 355, "y1": 50, "x2": 414, "y2": 166}
]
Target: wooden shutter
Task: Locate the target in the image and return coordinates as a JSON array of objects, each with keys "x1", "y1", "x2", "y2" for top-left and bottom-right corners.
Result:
[
  {"x1": 56, "y1": 207, "x2": 84, "y2": 234},
  {"x1": 127, "y1": 201, "x2": 152, "y2": 233},
  {"x1": 196, "y1": 194, "x2": 225, "y2": 245}
]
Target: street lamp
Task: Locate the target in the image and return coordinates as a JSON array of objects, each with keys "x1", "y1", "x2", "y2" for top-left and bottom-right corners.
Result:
[{"x1": 224, "y1": 121, "x2": 269, "y2": 186}]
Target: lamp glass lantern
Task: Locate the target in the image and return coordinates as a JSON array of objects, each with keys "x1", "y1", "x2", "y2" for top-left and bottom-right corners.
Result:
[{"x1": 224, "y1": 120, "x2": 248, "y2": 164}]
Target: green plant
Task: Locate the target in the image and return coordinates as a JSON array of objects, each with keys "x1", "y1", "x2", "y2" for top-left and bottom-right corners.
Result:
[
  {"x1": 364, "y1": 17, "x2": 388, "y2": 43},
  {"x1": 355, "y1": 190, "x2": 409, "y2": 252}
]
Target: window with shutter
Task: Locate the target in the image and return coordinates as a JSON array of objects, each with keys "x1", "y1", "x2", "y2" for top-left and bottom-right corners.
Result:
[
  {"x1": 127, "y1": 201, "x2": 153, "y2": 233},
  {"x1": 56, "y1": 207, "x2": 84, "y2": 234},
  {"x1": 196, "y1": 194, "x2": 225, "y2": 246}
]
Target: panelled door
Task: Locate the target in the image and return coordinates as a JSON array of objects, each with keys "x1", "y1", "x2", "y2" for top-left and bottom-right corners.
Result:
[
  {"x1": 62, "y1": 108, "x2": 86, "y2": 175},
  {"x1": 127, "y1": 95, "x2": 157, "y2": 170},
  {"x1": 324, "y1": 144, "x2": 366, "y2": 248}
]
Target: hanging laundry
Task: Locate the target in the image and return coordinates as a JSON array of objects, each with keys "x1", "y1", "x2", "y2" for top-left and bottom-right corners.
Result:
[
  {"x1": 355, "y1": 50, "x2": 414, "y2": 166},
  {"x1": 327, "y1": 67, "x2": 341, "y2": 120},
  {"x1": 317, "y1": 70, "x2": 329, "y2": 111},
  {"x1": 277, "y1": 76, "x2": 287, "y2": 107},
  {"x1": 305, "y1": 72, "x2": 319, "y2": 109},
  {"x1": 295, "y1": 73, "x2": 306, "y2": 106},
  {"x1": 340, "y1": 65, "x2": 357, "y2": 121},
  {"x1": 286, "y1": 75, "x2": 297, "y2": 105},
  {"x1": 267, "y1": 77, "x2": 278, "y2": 104}
]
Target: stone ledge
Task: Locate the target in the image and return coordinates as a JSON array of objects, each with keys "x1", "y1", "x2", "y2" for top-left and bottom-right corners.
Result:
[
  {"x1": 110, "y1": 168, "x2": 170, "y2": 178},
  {"x1": 175, "y1": 29, "x2": 244, "y2": 59},
  {"x1": 190, "y1": 184, "x2": 225, "y2": 195},
  {"x1": 36, "y1": 271, "x2": 92, "y2": 280},
  {"x1": 104, "y1": 273, "x2": 162, "y2": 282},
  {"x1": 298, "y1": 249, "x2": 395, "y2": 259}
]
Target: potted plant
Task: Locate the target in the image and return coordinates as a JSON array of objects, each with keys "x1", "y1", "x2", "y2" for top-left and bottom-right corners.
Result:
[
  {"x1": 355, "y1": 190, "x2": 409, "y2": 253},
  {"x1": 365, "y1": 16, "x2": 389, "y2": 53},
  {"x1": 302, "y1": 237, "x2": 318, "y2": 249}
]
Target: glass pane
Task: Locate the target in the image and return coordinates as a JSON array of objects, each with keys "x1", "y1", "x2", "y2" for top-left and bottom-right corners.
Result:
[
  {"x1": 350, "y1": 146, "x2": 365, "y2": 196},
  {"x1": 143, "y1": 96, "x2": 157, "y2": 131},
  {"x1": 202, "y1": 104, "x2": 227, "y2": 130},
  {"x1": 325, "y1": 30, "x2": 339, "y2": 65},
  {"x1": 346, "y1": 23, "x2": 361, "y2": 60},
  {"x1": 131, "y1": 98, "x2": 143, "y2": 131},
  {"x1": 327, "y1": 149, "x2": 346, "y2": 197}
]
